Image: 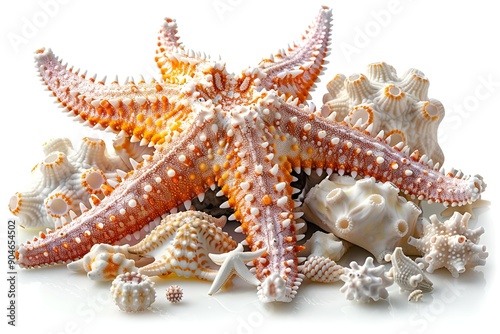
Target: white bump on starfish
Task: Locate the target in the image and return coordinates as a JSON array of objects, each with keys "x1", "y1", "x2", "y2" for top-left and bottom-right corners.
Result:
[
  {"x1": 257, "y1": 273, "x2": 288, "y2": 303},
  {"x1": 208, "y1": 243, "x2": 265, "y2": 296}
]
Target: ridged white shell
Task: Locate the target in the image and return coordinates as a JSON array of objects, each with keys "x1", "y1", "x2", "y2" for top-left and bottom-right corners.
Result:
[
  {"x1": 8, "y1": 137, "x2": 130, "y2": 229},
  {"x1": 386, "y1": 247, "x2": 433, "y2": 293},
  {"x1": 320, "y1": 61, "x2": 445, "y2": 165}
]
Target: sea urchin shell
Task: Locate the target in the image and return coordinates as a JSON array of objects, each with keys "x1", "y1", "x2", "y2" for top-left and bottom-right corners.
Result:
[{"x1": 110, "y1": 272, "x2": 156, "y2": 312}]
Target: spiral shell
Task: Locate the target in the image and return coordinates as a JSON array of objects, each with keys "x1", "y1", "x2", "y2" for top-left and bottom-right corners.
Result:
[{"x1": 301, "y1": 256, "x2": 345, "y2": 283}]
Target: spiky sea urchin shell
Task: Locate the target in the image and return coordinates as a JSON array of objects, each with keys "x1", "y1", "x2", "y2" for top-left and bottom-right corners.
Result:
[
  {"x1": 320, "y1": 61, "x2": 445, "y2": 165},
  {"x1": 110, "y1": 272, "x2": 156, "y2": 312},
  {"x1": 165, "y1": 285, "x2": 183, "y2": 303},
  {"x1": 408, "y1": 212, "x2": 488, "y2": 277},
  {"x1": 340, "y1": 257, "x2": 393, "y2": 302}
]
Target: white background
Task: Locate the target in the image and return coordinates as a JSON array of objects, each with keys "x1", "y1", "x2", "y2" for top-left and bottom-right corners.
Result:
[{"x1": 1, "y1": 0, "x2": 498, "y2": 333}]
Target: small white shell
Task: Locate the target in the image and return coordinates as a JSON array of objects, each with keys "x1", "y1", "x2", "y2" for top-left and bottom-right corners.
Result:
[
  {"x1": 408, "y1": 289, "x2": 424, "y2": 302},
  {"x1": 67, "y1": 244, "x2": 138, "y2": 281},
  {"x1": 386, "y1": 247, "x2": 433, "y2": 293}
]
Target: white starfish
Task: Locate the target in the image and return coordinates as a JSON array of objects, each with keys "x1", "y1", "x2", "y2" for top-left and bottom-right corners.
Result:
[{"x1": 208, "y1": 244, "x2": 266, "y2": 295}]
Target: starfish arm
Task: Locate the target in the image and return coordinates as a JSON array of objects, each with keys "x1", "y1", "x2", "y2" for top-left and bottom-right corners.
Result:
[
  {"x1": 258, "y1": 6, "x2": 332, "y2": 102},
  {"x1": 212, "y1": 95, "x2": 304, "y2": 301},
  {"x1": 16, "y1": 115, "x2": 218, "y2": 268},
  {"x1": 35, "y1": 48, "x2": 186, "y2": 146},
  {"x1": 277, "y1": 103, "x2": 484, "y2": 206},
  {"x1": 155, "y1": 17, "x2": 207, "y2": 84},
  {"x1": 234, "y1": 261, "x2": 261, "y2": 286}
]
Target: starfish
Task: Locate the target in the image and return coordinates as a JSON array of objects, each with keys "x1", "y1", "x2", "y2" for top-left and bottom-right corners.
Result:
[
  {"x1": 208, "y1": 243, "x2": 265, "y2": 296},
  {"x1": 16, "y1": 7, "x2": 484, "y2": 303}
]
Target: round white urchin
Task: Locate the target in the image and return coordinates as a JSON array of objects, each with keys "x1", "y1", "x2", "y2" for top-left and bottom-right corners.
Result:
[
  {"x1": 339, "y1": 257, "x2": 393, "y2": 302},
  {"x1": 110, "y1": 272, "x2": 156, "y2": 312}
]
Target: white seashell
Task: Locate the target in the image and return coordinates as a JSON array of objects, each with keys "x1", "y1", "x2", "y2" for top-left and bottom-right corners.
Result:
[
  {"x1": 304, "y1": 174, "x2": 422, "y2": 262},
  {"x1": 321, "y1": 62, "x2": 445, "y2": 165},
  {"x1": 408, "y1": 212, "x2": 488, "y2": 277},
  {"x1": 300, "y1": 256, "x2": 345, "y2": 283},
  {"x1": 339, "y1": 257, "x2": 393, "y2": 302},
  {"x1": 67, "y1": 243, "x2": 139, "y2": 281},
  {"x1": 300, "y1": 230, "x2": 350, "y2": 261},
  {"x1": 110, "y1": 272, "x2": 156, "y2": 312},
  {"x1": 127, "y1": 211, "x2": 237, "y2": 280},
  {"x1": 386, "y1": 247, "x2": 433, "y2": 293},
  {"x1": 408, "y1": 289, "x2": 424, "y2": 302},
  {"x1": 9, "y1": 137, "x2": 130, "y2": 229}
]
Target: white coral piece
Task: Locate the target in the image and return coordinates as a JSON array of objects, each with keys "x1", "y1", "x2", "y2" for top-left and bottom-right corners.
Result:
[
  {"x1": 300, "y1": 230, "x2": 350, "y2": 261},
  {"x1": 110, "y1": 272, "x2": 156, "y2": 312},
  {"x1": 320, "y1": 61, "x2": 445, "y2": 165},
  {"x1": 408, "y1": 212, "x2": 488, "y2": 277},
  {"x1": 8, "y1": 137, "x2": 130, "y2": 229},
  {"x1": 340, "y1": 257, "x2": 393, "y2": 302},
  {"x1": 304, "y1": 174, "x2": 422, "y2": 262},
  {"x1": 67, "y1": 244, "x2": 139, "y2": 281}
]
